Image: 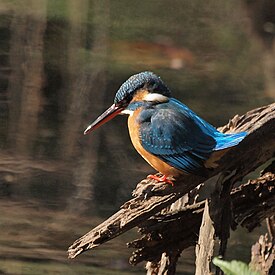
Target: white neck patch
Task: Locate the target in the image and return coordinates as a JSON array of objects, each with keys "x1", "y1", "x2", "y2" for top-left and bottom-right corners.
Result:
[
  {"x1": 143, "y1": 93, "x2": 169, "y2": 103},
  {"x1": 121, "y1": 109, "x2": 134, "y2": 116}
]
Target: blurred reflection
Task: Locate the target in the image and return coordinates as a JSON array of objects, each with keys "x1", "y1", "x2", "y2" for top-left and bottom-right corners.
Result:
[{"x1": 0, "y1": 0, "x2": 274, "y2": 274}]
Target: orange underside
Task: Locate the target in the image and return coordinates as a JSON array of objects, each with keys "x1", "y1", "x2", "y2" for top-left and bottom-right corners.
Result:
[
  {"x1": 127, "y1": 108, "x2": 183, "y2": 178},
  {"x1": 127, "y1": 107, "x2": 228, "y2": 177}
]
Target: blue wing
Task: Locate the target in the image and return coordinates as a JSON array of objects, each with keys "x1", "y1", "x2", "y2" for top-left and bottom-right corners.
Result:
[{"x1": 138, "y1": 98, "x2": 247, "y2": 174}]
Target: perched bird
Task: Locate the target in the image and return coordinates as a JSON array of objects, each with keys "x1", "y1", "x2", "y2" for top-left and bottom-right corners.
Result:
[{"x1": 84, "y1": 72, "x2": 247, "y2": 185}]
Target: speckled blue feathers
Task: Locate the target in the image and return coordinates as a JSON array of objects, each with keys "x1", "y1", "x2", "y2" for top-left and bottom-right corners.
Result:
[
  {"x1": 114, "y1": 72, "x2": 171, "y2": 104},
  {"x1": 137, "y1": 98, "x2": 247, "y2": 175}
]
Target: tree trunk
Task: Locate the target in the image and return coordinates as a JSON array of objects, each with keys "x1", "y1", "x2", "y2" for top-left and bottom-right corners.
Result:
[{"x1": 8, "y1": 0, "x2": 46, "y2": 156}]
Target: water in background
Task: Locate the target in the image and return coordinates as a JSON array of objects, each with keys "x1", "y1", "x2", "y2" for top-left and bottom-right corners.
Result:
[{"x1": 0, "y1": 1, "x2": 274, "y2": 274}]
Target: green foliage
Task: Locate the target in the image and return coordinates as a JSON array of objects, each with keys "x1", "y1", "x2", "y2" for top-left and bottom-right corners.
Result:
[{"x1": 213, "y1": 258, "x2": 260, "y2": 275}]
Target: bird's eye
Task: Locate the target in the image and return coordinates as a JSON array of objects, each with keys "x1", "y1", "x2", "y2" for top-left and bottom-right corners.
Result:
[
  {"x1": 121, "y1": 98, "x2": 128, "y2": 105},
  {"x1": 117, "y1": 94, "x2": 132, "y2": 107}
]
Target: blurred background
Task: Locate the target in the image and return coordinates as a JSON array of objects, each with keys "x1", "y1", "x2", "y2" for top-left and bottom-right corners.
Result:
[{"x1": 0, "y1": 0, "x2": 274, "y2": 274}]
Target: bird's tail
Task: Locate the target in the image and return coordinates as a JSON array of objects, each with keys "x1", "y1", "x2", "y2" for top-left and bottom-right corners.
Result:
[{"x1": 214, "y1": 131, "x2": 247, "y2": 151}]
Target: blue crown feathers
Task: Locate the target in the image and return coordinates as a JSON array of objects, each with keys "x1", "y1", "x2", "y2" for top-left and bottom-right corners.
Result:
[{"x1": 114, "y1": 71, "x2": 171, "y2": 104}]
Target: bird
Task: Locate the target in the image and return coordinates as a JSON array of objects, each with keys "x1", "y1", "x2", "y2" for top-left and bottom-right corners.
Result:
[{"x1": 84, "y1": 71, "x2": 247, "y2": 185}]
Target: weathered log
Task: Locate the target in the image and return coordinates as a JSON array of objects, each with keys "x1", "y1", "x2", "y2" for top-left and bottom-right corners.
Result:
[
  {"x1": 250, "y1": 231, "x2": 275, "y2": 275},
  {"x1": 128, "y1": 170, "x2": 275, "y2": 265},
  {"x1": 195, "y1": 200, "x2": 215, "y2": 275},
  {"x1": 68, "y1": 103, "x2": 275, "y2": 269},
  {"x1": 145, "y1": 250, "x2": 181, "y2": 275}
]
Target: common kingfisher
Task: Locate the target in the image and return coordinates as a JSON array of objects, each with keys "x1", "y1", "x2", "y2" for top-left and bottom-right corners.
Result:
[{"x1": 84, "y1": 72, "x2": 247, "y2": 185}]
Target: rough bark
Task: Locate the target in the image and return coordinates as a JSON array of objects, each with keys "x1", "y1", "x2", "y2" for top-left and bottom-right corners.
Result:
[
  {"x1": 145, "y1": 251, "x2": 181, "y2": 275},
  {"x1": 68, "y1": 103, "x2": 275, "y2": 273},
  {"x1": 250, "y1": 230, "x2": 275, "y2": 275},
  {"x1": 128, "y1": 170, "x2": 275, "y2": 265},
  {"x1": 195, "y1": 200, "x2": 215, "y2": 275}
]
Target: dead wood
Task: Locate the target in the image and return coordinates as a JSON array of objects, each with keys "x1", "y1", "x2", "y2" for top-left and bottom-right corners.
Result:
[
  {"x1": 195, "y1": 200, "x2": 215, "y2": 275},
  {"x1": 128, "y1": 170, "x2": 275, "y2": 265},
  {"x1": 145, "y1": 250, "x2": 181, "y2": 275},
  {"x1": 250, "y1": 231, "x2": 275, "y2": 275},
  {"x1": 68, "y1": 103, "x2": 275, "y2": 271}
]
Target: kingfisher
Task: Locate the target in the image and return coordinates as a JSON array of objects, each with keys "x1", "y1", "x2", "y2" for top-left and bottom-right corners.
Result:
[{"x1": 84, "y1": 72, "x2": 247, "y2": 185}]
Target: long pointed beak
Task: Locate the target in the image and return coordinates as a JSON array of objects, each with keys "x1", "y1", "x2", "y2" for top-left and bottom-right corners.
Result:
[{"x1": 84, "y1": 104, "x2": 123, "y2": 135}]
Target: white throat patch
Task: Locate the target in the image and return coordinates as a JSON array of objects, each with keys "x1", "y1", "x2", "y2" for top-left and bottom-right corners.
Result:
[
  {"x1": 121, "y1": 109, "x2": 134, "y2": 116},
  {"x1": 144, "y1": 93, "x2": 169, "y2": 103}
]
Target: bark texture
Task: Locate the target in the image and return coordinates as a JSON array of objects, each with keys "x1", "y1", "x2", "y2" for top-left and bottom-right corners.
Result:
[{"x1": 68, "y1": 103, "x2": 275, "y2": 274}]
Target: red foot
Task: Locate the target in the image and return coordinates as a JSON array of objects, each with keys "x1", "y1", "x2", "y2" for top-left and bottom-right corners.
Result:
[{"x1": 147, "y1": 174, "x2": 175, "y2": 186}]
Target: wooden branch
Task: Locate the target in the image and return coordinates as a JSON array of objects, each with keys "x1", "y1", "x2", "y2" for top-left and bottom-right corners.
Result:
[
  {"x1": 195, "y1": 200, "x2": 215, "y2": 275},
  {"x1": 128, "y1": 171, "x2": 275, "y2": 265},
  {"x1": 232, "y1": 170, "x2": 275, "y2": 231},
  {"x1": 145, "y1": 251, "x2": 181, "y2": 275},
  {"x1": 250, "y1": 233, "x2": 275, "y2": 274},
  {"x1": 68, "y1": 103, "x2": 275, "y2": 260}
]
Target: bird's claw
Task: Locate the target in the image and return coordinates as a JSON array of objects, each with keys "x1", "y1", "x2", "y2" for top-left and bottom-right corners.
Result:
[{"x1": 147, "y1": 174, "x2": 175, "y2": 186}]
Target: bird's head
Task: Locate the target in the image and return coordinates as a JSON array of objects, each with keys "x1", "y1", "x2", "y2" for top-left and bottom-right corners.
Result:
[{"x1": 84, "y1": 71, "x2": 171, "y2": 135}]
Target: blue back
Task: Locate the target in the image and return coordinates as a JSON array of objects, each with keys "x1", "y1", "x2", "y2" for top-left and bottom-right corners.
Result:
[{"x1": 138, "y1": 98, "x2": 247, "y2": 174}]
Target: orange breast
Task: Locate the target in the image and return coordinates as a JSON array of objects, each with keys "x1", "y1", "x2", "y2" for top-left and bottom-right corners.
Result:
[{"x1": 127, "y1": 109, "x2": 183, "y2": 178}]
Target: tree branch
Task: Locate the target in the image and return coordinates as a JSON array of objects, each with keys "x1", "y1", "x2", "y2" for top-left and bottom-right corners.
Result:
[
  {"x1": 128, "y1": 170, "x2": 274, "y2": 265},
  {"x1": 68, "y1": 103, "x2": 275, "y2": 262}
]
